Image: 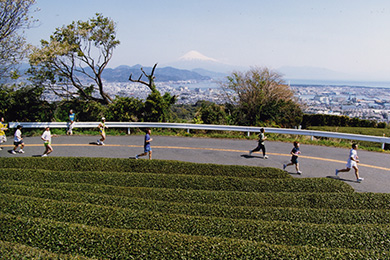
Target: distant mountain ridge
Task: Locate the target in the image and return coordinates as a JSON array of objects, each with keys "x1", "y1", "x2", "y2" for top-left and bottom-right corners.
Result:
[
  {"x1": 102, "y1": 65, "x2": 213, "y2": 82},
  {"x1": 19, "y1": 47, "x2": 376, "y2": 84},
  {"x1": 17, "y1": 63, "x2": 223, "y2": 83}
]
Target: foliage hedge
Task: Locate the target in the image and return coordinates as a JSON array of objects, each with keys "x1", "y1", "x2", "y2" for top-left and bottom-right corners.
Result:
[
  {"x1": 2, "y1": 190, "x2": 390, "y2": 225},
  {"x1": 2, "y1": 194, "x2": 390, "y2": 246},
  {"x1": 4, "y1": 180, "x2": 389, "y2": 210},
  {"x1": 0, "y1": 240, "x2": 91, "y2": 260},
  {"x1": 1, "y1": 157, "x2": 389, "y2": 258},
  {"x1": 0, "y1": 168, "x2": 351, "y2": 193},
  {"x1": 302, "y1": 113, "x2": 384, "y2": 128},
  {"x1": 0, "y1": 213, "x2": 388, "y2": 259},
  {"x1": 0, "y1": 157, "x2": 289, "y2": 179}
]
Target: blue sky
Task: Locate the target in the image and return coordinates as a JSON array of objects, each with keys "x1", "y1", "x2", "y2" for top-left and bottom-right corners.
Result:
[{"x1": 26, "y1": 0, "x2": 390, "y2": 80}]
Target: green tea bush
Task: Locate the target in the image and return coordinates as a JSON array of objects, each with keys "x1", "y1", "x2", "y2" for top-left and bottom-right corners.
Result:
[
  {"x1": 0, "y1": 157, "x2": 289, "y2": 179},
  {"x1": 0, "y1": 240, "x2": 91, "y2": 259},
  {"x1": 2, "y1": 193, "x2": 390, "y2": 230},
  {"x1": 5, "y1": 181, "x2": 385, "y2": 210},
  {"x1": 0, "y1": 157, "x2": 389, "y2": 259},
  {"x1": 0, "y1": 213, "x2": 387, "y2": 259},
  {"x1": 0, "y1": 168, "x2": 352, "y2": 193},
  {"x1": 4, "y1": 197, "x2": 390, "y2": 251}
]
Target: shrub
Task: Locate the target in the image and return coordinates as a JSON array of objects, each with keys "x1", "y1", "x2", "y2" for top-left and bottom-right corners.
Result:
[
  {"x1": 0, "y1": 168, "x2": 352, "y2": 193},
  {"x1": 0, "y1": 240, "x2": 89, "y2": 259},
  {"x1": 0, "y1": 157, "x2": 388, "y2": 258},
  {"x1": 0, "y1": 157, "x2": 290, "y2": 179},
  {"x1": 0, "y1": 213, "x2": 388, "y2": 259}
]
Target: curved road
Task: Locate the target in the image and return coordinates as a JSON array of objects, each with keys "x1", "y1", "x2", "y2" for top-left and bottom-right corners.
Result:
[{"x1": 1, "y1": 135, "x2": 389, "y2": 193}]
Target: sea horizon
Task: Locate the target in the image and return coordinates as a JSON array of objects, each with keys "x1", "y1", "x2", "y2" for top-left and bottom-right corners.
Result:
[
  {"x1": 176, "y1": 78, "x2": 390, "y2": 90},
  {"x1": 287, "y1": 79, "x2": 390, "y2": 89}
]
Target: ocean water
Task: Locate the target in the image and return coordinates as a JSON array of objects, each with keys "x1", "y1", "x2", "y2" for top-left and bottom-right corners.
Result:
[
  {"x1": 287, "y1": 79, "x2": 390, "y2": 89},
  {"x1": 173, "y1": 78, "x2": 390, "y2": 90}
]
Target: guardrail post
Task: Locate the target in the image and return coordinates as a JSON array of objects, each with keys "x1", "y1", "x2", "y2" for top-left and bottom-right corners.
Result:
[
  {"x1": 311, "y1": 136, "x2": 314, "y2": 141},
  {"x1": 382, "y1": 143, "x2": 385, "y2": 150},
  {"x1": 127, "y1": 127, "x2": 130, "y2": 135},
  {"x1": 247, "y1": 131, "x2": 250, "y2": 137},
  {"x1": 187, "y1": 129, "x2": 190, "y2": 134}
]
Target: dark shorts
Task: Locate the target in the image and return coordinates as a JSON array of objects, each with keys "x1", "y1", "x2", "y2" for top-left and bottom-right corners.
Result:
[
  {"x1": 14, "y1": 141, "x2": 23, "y2": 146},
  {"x1": 144, "y1": 146, "x2": 151, "y2": 153},
  {"x1": 291, "y1": 157, "x2": 298, "y2": 164}
]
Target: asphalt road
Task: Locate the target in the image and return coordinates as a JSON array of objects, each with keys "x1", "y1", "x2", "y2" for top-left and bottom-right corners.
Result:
[{"x1": 1, "y1": 135, "x2": 389, "y2": 193}]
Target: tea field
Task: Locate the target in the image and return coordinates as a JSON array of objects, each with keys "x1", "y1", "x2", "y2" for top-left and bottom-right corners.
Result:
[{"x1": 1, "y1": 157, "x2": 390, "y2": 259}]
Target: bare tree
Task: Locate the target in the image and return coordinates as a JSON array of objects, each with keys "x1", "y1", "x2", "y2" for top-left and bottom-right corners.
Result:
[
  {"x1": 0, "y1": 0, "x2": 36, "y2": 80},
  {"x1": 221, "y1": 66, "x2": 302, "y2": 127},
  {"x1": 129, "y1": 63, "x2": 176, "y2": 122},
  {"x1": 29, "y1": 13, "x2": 119, "y2": 104}
]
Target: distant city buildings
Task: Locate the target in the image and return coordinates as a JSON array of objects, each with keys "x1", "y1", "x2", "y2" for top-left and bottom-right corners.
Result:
[
  {"x1": 43, "y1": 81, "x2": 390, "y2": 123},
  {"x1": 291, "y1": 85, "x2": 390, "y2": 123},
  {"x1": 101, "y1": 81, "x2": 228, "y2": 105}
]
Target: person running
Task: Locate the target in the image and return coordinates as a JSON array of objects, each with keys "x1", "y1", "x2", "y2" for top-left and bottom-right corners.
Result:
[
  {"x1": 249, "y1": 128, "x2": 268, "y2": 159},
  {"x1": 335, "y1": 143, "x2": 364, "y2": 182},
  {"x1": 97, "y1": 117, "x2": 108, "y2": 145},
  {"x1": 66, "y1": 109, "x2": 75, "y2": 135},
  {"x1": 0, "y1": 117, "x2": 8, "y2": 151},
  {"x1": 283, "y1": 141, "x2": 302, "y2": 174},
  {"x1": 41, "y1": 126, "x2": 57, "y2": 157},
  {"x1": 12, "y1": 125, "x2": 24, "y2": 154},
  {"x1": 135, "y1": 128, "x2": 153, "y2": 160}
]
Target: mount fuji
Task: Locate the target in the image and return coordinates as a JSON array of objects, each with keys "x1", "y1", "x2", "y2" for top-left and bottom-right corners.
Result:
[
  {"x1": 178, "y1": 50, "x2": 219, "y2": 62},
  {"x1": 164, "y1": 50, "x2": 244, "y2": 74}
]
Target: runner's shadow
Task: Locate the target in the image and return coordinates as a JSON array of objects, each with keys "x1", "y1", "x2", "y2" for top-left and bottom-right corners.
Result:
[
  {"x1": 327, "y1": 176, "x2": 356, "y2": 183},
  {"x1": 7, "y1": 150, "x2": 23, "y2": 154},
  {"x1": 241, "y1": 154, "x2": 262, "y2": 159},
  {"x1": 287, "y1": 172, "x2": 302, "y2": 175},
  {"x1": 32, "y1": 155, "x2": 43, "y2": 157},
  {"x1": 89, "y1": 142, "x2": 100, "y2": 145}
]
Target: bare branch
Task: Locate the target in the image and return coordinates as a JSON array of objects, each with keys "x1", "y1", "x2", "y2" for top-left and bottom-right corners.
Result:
[{"x1": 128, "y1": 73, "x2": 149, "y2": 86}]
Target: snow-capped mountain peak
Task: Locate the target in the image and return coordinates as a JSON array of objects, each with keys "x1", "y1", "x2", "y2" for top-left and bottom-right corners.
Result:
[
  {"x1": 179, "y1": 50, "x2": 218, "y2": 62},
  {"x1": 163, "y1": 50, "x2": 245, "y2": 73}
]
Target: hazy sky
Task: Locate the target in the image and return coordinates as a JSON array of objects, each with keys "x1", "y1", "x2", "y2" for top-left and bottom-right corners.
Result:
[{"x1": 26, "y1": 0, "x2": 390, "y2": 80}]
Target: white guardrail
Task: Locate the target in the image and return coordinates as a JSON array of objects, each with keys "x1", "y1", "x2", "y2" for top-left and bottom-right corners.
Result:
[{"x1": 9, "y1": 121, "x2": 390, "y2": 149}]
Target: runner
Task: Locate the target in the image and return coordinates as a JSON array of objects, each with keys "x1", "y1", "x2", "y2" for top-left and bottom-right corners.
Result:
[
  {"x1": 335, "y1": 143, "x2": 364, "y2": 182},
  {"x1": 41, "y1": 126, "x2": 57, "y2": 157},
  {"x1": 97, "y1": 117, "x2": 107, "y2": 145},
  {"x1": 249, "y1": 128, "x2": 268, "y2": 159},
  {"x1": 135, "y1": 128, "x2": 153, "y2": 160},
  {"x1": 66, "y1": 109, "x2": 75, "y2": 135},
  {"x1": 0, "y1": 117, "x2": 8, "y2": 150},
  {"x1": 11, "y1": 125, "x2": 24, "y2": 154},
  {"x1": 283, "y1": 141, "x2": 302, "y2": 174}
]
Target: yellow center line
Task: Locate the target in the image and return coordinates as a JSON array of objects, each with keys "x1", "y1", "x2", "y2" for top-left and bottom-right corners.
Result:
[{"x1": 2, "y1": 143, "x2": 389, "y2": 172}]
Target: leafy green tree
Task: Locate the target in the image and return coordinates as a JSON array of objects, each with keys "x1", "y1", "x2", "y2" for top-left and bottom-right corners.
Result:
[
  {"x1": 0, "y1": 0, "x2": 36, "y2": 80},
  {"x1": 1, "y1": 84, "x2": 53, "y2": 121},
  {"x1": 170, "y1": 103, "x2": 198, "y2": 122},
  {"x1": 54, "y1": 99, "x2": 107, "y2": 122},
  {"x1": 106, "y1": 97, "x2": 143, "y2": 121},
  {"x1": 0, "y1": 84, "x2": 12, "y2": 116},
  {"x1": 144, "y1": 91, "x2": 176, "y2": 122},
  {"x1": 29, "y1": 13, "x2": 119, "y2": 104},
  {"x1": 221, "y1": 67, "x2": 302, "y2": 127},
  {"x1": 129, "y1": 63, "x2": 176, "y2": 122},
  {"x1": 195, "y1": 101, "x2": 227, "y2": 125}
]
